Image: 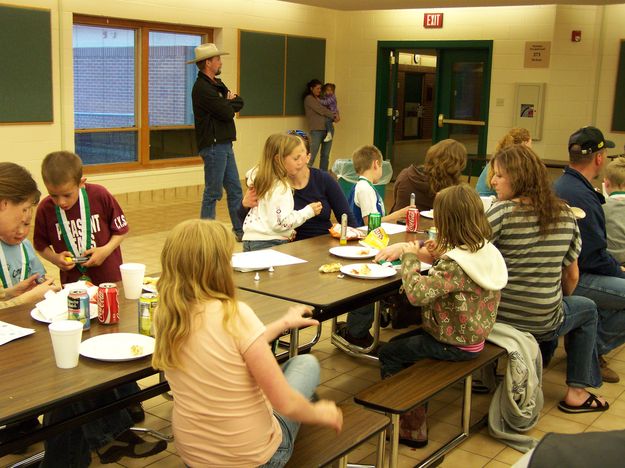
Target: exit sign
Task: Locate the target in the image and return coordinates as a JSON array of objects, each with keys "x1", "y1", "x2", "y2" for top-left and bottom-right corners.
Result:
[{"x1": 424, "y1": 13, "x2": 443, "y2": 28}]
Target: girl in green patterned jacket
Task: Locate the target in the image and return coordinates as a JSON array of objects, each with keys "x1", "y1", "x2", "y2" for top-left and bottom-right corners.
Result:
[{"x1": 375, "y1": 184, "x2": 508, "y2": 448}]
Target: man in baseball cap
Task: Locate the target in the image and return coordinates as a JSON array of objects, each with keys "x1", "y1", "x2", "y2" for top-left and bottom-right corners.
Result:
[
  {"x1": 555, "y1": 125, "x2": 624, "y2": 383},
  {"x1": 190, "y1": 43, "x2": 245, "y2": 241}
]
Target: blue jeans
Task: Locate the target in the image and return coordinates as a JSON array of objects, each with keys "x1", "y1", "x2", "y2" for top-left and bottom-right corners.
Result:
[
  {"x1": 534, "y1": 296, "x2": 601, "y2": 388},
  {"x1": 324, "y1": 118, "x2": 335, "y2": 136},
  {"x1": 574, "y1": 272, "x2": 625, "y2": 356},
  {"x1": 243, "y1": 239, "x2": 288, "y2": 252},
  {"x1": 346, "y1": 304, "x2": 375, "y2": 339},
  {"x1": 261, "y1": 354, "x2": 320, "y2": 467},
  {"x1": 378, "y1": 328, "x2": 478, "y2": 379},
  {"x1": 200, "y1": 142, "x2": 243, "y2": 235},
  {"x1": 42, "y1": 383, "x2": 137, "y2": 467},
  {"x1": 309, "y1": 130, "x2": 332, "y2": 172}
]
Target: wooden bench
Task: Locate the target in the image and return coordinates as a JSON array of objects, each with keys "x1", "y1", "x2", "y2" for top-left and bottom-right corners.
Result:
[
  {"x1": 354, "y1": 343, "x2": 506, "y2": 468},
  {"x1": 285, "y1": 404, "x2": 390, "y2": 468}
]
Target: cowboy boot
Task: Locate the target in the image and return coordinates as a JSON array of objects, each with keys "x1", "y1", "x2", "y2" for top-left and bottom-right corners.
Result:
[{"x1": 399, "y1": 404, "x2": 428, "y2": 448}]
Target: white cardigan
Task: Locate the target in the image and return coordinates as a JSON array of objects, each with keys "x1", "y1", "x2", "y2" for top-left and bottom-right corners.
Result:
[{"x1": 242, "y1": 170, "x2": 314, "y2": 241}]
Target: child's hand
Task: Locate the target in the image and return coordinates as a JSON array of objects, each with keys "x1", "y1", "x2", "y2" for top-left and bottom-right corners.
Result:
[
  {"x1": 82, "y1": 246, "x2": 110, "y2": 267},
  {"x1": 22, "y1": 278, "x2": 60, "y2": 304},
  {"x1": 56, "y1": 251, "x2": 76, "y2": 271},
  {"x1": 309, "y1": 202, "x2": 323, "y2": 216},
  {"x1": 282, "y1": 305, "x2": 319, "y2": 330},
  {"x1": 375, "y1": 242, "x2": 410, "y2": 262},
  {"x1": 5, "y1": 274, "x2": 39, "y2": 298},
  {"x1": 242, "y1": 187, "x2": 258, "y2": 209},
  {"x1": 419, "y1": 239, "x2": 440, "y2": 263},
  {"x1": 314, "y1": 400, "x2": 343, "y2": 433}
]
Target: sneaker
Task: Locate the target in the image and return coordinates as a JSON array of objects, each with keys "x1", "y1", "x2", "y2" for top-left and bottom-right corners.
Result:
[
  {"x1": 97, "y1": 430, "x2": 167, "y2": 464},
  {"x1": 323, "y1": 132, "x2": 333, "y2": 142},
  {"x1": 336, "y1": 322, "x2": 374, "y2": 348},
  {"x1": 599, "y1": 355, "x2": 620, "y2": 383}
]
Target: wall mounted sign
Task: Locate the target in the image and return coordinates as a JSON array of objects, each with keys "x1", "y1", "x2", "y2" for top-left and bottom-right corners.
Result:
[
  {"x1": 423, "y1": 13, "x2": 443, "y2": 29},
  {"x1": 524, "y1": 41, "x2": 551, "y2": 68}
]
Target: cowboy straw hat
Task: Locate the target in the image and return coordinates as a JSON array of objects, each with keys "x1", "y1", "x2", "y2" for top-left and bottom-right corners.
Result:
[{"x1": 187, "y1": 43, "x2": 229, "y2": 64}]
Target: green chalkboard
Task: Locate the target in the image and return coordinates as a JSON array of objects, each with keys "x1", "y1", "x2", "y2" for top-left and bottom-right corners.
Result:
[
  {"x1": 285, "y1": 36, "x2": 325, "y2": 115},
  {"x1": 238, "y1": 31, "x2": 325, "y2": 116},
  {"x1": 612, "y1": 40, "x2": 625, "y2": 132},
  {"x1": 0, "y1": 6, "x2": 53, "y2": 123},
  {"x1": 239, "y1": 31, "x2": 285, "y2": 116}
]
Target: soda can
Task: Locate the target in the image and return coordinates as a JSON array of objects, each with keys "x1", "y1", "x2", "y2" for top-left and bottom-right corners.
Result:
[
  {"x1": 97, "y1": 283, "x2": 119, "y2": 324},
  {"x1": 138, "y1": 293, "x2": 158, "y2": 337},
  {"x1": 406, "y1": 207, "x2": 420, "y2": 232},
  {"x1": 68, "y1": 289, "x2": 90, "y2": 330},
  {"x1": 368, "y1": 212, "x2": 382, "y2": 233},
  {"x1": 428, "y1": 226, "x2": 438, "y2": 241}
]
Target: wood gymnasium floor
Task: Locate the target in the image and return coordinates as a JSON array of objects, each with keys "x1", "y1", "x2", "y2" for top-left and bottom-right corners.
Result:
[{"x1": 4, "y1": 178, "x2": 625, "y2": 468}]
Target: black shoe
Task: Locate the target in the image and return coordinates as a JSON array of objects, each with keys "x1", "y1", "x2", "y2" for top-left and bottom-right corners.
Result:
[
  {"x1": 234, "y1": 230, "x2": 244, "y2": 242},
  {"x1": 127, "y1": 403, "x2": 145, "y2": 423},
  {"x1": 97, "y1": 430, "x2": 167, "y2": 464},
  {"x1": 336, "y1": 322, "x2": 374, "y2": 348}
]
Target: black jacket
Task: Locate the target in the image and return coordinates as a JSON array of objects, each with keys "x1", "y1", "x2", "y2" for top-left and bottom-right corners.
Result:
[{"x1": 192, "y1": 72, "x2": 244, "y2": 149}]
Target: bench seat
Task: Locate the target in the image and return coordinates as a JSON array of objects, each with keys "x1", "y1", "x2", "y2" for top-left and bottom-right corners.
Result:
[
  {"x1": 354, "y1": 343, "x2": 506, "y2": 467},
  {"x1": 285, "y1": 403, "x2": 390, "y2": 468}
]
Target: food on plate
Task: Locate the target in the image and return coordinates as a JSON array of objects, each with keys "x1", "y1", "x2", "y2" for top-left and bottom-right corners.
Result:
[
  {"x1": 351, "y1": 264, "x2": 372, "y2": 276},
  {"x1": 358, "y1": 249, "x2": 371, "y2": 256},
  {"x1": 319, "y1": 262, "x2": 343, "y2": 273},
  {"x1": 130, "y1": 344, "x2": 144, "y2": 356},
  {"x1": 143, "y1": 276, "x2": 159, "y2": 285}
]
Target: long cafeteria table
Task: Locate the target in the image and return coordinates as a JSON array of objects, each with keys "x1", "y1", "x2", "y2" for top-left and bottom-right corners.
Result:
[
  {"x1": 233, "y1": 224, "x2": 432, "y2": 360},
  {"x1": 0, "y1": 285, "x2": 297, "y2": 459}
]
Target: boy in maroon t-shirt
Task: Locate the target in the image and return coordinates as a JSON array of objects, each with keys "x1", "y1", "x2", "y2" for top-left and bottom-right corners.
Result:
[{"x1": 34, "y1": 151, "x2": 129, "y2": 285}]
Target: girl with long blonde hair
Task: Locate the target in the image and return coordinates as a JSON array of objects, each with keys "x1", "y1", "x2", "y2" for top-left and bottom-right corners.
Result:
[
  {"x1": 242, "y1": 133, "x2": 322, "y2": 251},
  {"x1": 376, "y1": 184, "x2": 508, "y2": 448},
  {"x1": 153, "y1": 219, "x2": 342, "y2": 467},
  {"x1": 391, "y1": 139, "x2": 467, "y2": 212},
  {"x1": 476, "y1": 127, "x2": 531, "y2": 196}
]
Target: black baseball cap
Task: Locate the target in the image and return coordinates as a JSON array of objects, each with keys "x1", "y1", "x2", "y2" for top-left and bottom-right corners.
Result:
[{"x1": 568, "y1": 126, "x2": 615, "y2": 155}]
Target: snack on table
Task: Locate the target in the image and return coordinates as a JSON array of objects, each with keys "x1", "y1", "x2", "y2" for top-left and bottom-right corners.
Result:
[
  {"x1": 329, "y1": 224, "x2": 365, "y2": 240},
  {"x1": 351, "y1": 264, "x2": 372, "y2": 276},
  {"x1": 360, "y1": 227, "x2": 389, "y2": 250},
  {"x1": 319, "y1": 262, "x2": 343, "y2": 273},
  {"x1": 130, "y1": 344, "x2": 144, "y2": 356}
]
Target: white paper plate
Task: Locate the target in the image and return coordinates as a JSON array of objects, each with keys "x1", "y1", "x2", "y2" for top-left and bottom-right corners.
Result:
[
  {"x1": 30, "y1": 304, "x2": 98, "y2": 324},
  {"x1": 329, "y1": 246, "x2": 379, "y2": 259},
  {"x1": 340, "y1": 263, "x2": 397, "y2": 279},
  {"x1": 570, "y1": 206, "x2": 586, "y2": 219},
  {"x1": 80, "y1": 333, "x2": 155, "y2": 362},
  {"x1": 420, "y1": 210, "x2": 434, "y2": 219}
]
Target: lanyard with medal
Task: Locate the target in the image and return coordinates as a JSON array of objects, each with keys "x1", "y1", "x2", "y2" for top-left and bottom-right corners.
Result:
[
  {"x1": 55, "y1": 187, "x2": 92, "y2": 281},
  {"x1": 0, "y1": 244, "x2": 30, "y2": 288}
]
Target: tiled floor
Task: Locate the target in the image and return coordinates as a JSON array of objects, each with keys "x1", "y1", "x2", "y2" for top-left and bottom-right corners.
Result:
[{"x1": 4, "y1": 184, "x2": 625, "y2": 468}]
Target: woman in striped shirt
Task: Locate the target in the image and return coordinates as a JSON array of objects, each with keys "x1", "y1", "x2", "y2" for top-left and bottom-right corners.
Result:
[{"x1": 487, "y1": 144, "x2": 608, "y2": 414}]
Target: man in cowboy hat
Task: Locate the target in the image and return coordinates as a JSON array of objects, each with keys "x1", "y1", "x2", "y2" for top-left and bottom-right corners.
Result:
[{"x1": 190, "y1": 43, "x2": 244, "y2": 240}]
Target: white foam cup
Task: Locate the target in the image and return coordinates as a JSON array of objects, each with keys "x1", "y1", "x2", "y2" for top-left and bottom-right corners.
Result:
[
  {"x1": 120, "y1": 263, "x2": 146, "y2": 299},
  {"x1": 48, "y1": 320, "x2": 84, "y2": 369}
]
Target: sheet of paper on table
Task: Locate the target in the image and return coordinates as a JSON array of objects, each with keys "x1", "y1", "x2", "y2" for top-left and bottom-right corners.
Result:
[
  {"x1": 232, "y1": 249, "x2": 307, "y2": 271},
  {"x1": 357, "y1": 223, "x2": 407, "y2": 235},
  {"x1": 0, "y1": 320, "x2": 35, "y2": 346}
]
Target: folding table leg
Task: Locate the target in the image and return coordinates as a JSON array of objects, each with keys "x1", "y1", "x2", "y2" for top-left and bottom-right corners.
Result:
[{"x1": 390, "y1": 413, "x2": 400, "y2": 468}]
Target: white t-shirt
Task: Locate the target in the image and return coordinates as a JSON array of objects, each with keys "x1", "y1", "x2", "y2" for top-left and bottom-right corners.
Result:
[{"x1": 354, "y1": 178, "x2": 385, "y2": 219}]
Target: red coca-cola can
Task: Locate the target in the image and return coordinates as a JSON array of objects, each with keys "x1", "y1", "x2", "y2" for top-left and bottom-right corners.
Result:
[
  {"x1": 98, "y1": 283, "x2": 119, "y2": 324},
  {"x1": 406, "y1": 207, "x2": 420, "y2": 232}
]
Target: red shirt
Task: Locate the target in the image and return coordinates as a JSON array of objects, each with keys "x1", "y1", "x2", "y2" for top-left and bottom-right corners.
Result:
[{"x1": 34, "y1": 184, "x2": 129, "y2": 285}]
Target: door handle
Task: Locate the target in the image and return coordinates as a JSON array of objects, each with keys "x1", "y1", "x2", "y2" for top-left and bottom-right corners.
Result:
[{"x1": 438, "y1": 114, "x2": 486, "y2": 128}]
